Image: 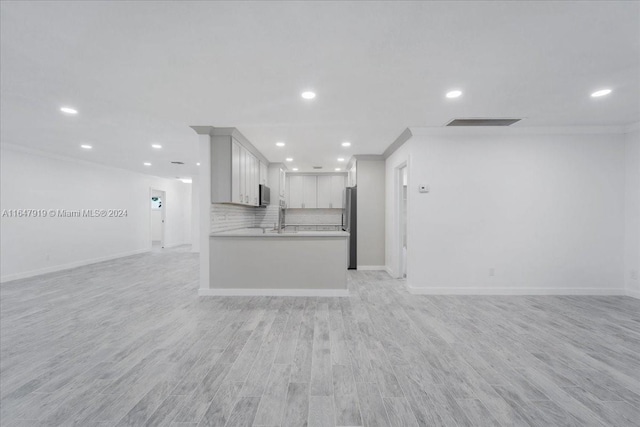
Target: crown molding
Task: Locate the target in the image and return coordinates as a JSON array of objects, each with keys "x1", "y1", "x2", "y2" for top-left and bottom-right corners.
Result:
[
  {"x1": 383, "y1": 128, "x2": 413, "y2": 159},
  {"x1": 190, "y1": 126, "x2": 269, "y2": 164}
]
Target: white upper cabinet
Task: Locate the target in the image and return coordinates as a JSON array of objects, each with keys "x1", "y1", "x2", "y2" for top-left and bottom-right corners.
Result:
[
  {"x1": 330, "y1": 175, "x2": 345, "y2": 208},
  {"x1": 211, "y1": 134, "x2": 266, "y2": 206},
  {"x1": 317, "y1": 175, "x2": 332, "y2": 208},
  {"x1": 347, "y1": 162, "x2": 357, "y2": 187},
  {"x1": 231, "y1": 141, "x2": 241, "y2": 203},
  {"x1": 287, "y1": 175, "x2": 304, "y2": 208},
  {"x1": 286, "y1": 174, "x2": 345, "y2": 209},
  {"x1": 259, "y1": 162, "x2": 268, "y2": 186},
  {"x1": 302, "y1": 176, "x2": 317, "y2": 209}
]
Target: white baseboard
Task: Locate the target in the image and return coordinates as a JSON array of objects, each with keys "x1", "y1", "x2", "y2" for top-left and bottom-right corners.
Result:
[
  {"x1": 385, "y1": 266, "x2": 395, "y2": 277},
  {"x1": 627, "y1": 289, "x2": 640, "y2": 299},
  {"x1": 0, "y1": 248, "x2": 150, "y2": 283},
  {"x1": 357, "y1": 265, "x2": 386, "y2": 271},
  {"x1": 163, "y1": 242, "x2": 190, "y2": 249},
  {"x1": 406, "y1": 284, "x2": 629, "y2": 296},
  {"x1": 199, "y1": 288, "x2": 350, "y2": 297}
]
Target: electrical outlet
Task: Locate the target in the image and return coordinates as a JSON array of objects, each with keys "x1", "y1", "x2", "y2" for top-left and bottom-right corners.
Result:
[
  {"x1": 489, "y1": 268, "x2": 495, "y2": 277},
  {"x1": 418, "y1": 184, "x2": 429, "y2": 193},
  {"x1": 632, "y1": 270, "x2": 638, "y2": 280}
]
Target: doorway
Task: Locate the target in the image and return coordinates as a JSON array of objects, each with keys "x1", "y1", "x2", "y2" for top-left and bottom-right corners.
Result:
[
  {"x1": 150, "y1": 189, "x2": 166, "y2": 249},
  {"x1": 398, "y1": 164, "x2": 408, "y2": 279}
]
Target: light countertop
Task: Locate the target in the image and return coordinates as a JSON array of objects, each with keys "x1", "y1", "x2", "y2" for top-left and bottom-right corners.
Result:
[{"x1": 210, "y1": 228, "x2": 349, "y2": 238}]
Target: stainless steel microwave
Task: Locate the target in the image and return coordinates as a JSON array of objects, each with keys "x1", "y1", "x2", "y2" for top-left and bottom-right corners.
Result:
[{"x1": 259, "y1": 185, "x2": 270, "y2": 206}]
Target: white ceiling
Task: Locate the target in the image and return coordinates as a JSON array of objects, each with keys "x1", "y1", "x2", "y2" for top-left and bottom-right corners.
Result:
[{"x1": 1, "y1": 1, "x2": 639, "y2": 177}]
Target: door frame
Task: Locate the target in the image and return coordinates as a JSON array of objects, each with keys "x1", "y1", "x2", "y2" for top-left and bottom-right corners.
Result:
[
  {"x1": 150, "y1": 187, "x2": 166, "y2": 248},
  {"x1": 396, "y1": 162, "x2": 408, "y2": 279}
]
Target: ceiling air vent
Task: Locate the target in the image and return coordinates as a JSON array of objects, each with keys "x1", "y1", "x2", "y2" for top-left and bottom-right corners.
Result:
[
  {"x1": 313, "y1": 166, "x2": 323, "y2": 170},
  {"x1": 446, "y1": 118, "x2": 522, "y2": 127},
  {"x1": 170, "y1": 161, "x2": 185, "y2": 165}
]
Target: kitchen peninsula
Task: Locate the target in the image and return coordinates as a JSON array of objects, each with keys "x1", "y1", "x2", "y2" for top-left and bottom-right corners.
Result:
[{"x1": 207, "y1": 228, "x2": 349, "y2": 296}]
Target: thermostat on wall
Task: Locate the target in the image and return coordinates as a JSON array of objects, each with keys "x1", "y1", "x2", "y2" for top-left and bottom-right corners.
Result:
[{"x1": 418, "y1": 184, "x2": 429, "y2": 193}]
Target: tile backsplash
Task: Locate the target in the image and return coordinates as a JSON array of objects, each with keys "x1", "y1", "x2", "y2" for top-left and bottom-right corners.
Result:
[
  {"x1": 285, "y1": 208, "x2": 343, "y2": 226},
  {"x1": 210, "y1": 204, "x2": 343, "y2": 232},
  {"x1": 210, "y1": 204, "x2": 257, "y2": 232}
]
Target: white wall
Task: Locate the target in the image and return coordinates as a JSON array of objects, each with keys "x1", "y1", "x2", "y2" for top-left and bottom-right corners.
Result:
[
  {"x1": 387, "y1": 128, "x2": 629, "y2": 294},
  {"x1": 624, "y1": 128, "x2": 640, "y2": 298},
  {"x1": 356, "y1": 159, "x2": 386, "y2": 268},
  {"x1": 0, "y1": 146, "x2": 192, "y2": 282},
  {"x1": 385, "y1": 143, "x2": 410, "y2": 278}
]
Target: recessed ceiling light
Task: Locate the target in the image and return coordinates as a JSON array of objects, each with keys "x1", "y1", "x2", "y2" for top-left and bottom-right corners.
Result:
[
  {"x1": 60, "y1": 106, "x2": 78, "y2": 114},
  {"x1": 286, "y1": 158, "x2": 293, "y2": 162},
  {"x1": 446, "y1": 90, "x2": 463, "y2": 98},
  {"x1": 292, "y1": 168, "x2": 299, "y2": 171},
  {"x1": 591, "y1": 89, "x2": 612, "y2": 97},
  {"x1": 335, "y1": 168, "x2": 341, "y2": 171},
  {"x1": 301, "y1": 91, "x2": 316, "y2": 99},
  {"x1": 276, "y1": 142, "x2": 285, "y2": 147},
  {"x1": 178, "y1": 178, "x2": 192, "y2": 184},
  {"x1": 341, "y1": 142, "x2": 351, "y2": 147},
  {"x1": 196, "y1": 162, "x2": 200, "y2": 166},
  {"x1": 151, "y1": 144, "x2": 162, "y2": 149},
  {"x1": 143, "y1": 162, "x2": 151, "y2": 166},
  {"x1": 80, "y1": 144, "x2": 92, "y2": 149},
  {"x1": 337, "y1": 158, "x2": 345, "y2": 162}
]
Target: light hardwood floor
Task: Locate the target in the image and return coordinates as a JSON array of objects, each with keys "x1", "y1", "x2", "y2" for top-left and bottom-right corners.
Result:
[{"x1": 1, "y1": 247, "x2": 639, "y2": 426}]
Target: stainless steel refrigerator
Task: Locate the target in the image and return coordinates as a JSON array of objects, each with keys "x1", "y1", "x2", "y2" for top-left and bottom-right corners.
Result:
[{"x1": 343, "y1": 186, "x2": 357, "y2": 269}]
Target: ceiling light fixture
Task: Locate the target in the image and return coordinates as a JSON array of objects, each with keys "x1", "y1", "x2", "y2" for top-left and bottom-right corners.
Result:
[
  {"x1": 341, "y1": 142, "x2": 351, "y2": 147},
  {"x1": 301, "y1": 91, "x2": 316, "y2": 99},
  {"x1": 276, "y1": 142, "x2": 285, "y2": 147},
  {"x1": 178, "y1": 178, "x2": 193, "y2": 184},
  {"x1": 151, "y1": 144, "x2": 162, "y2": 149},
  {"x1": 80, "y1": 144, "x2": 92, "y2": 149},
  {"x1": 196, "y1": 162, "x2": 200, "y2": 166},
  {"x1": 60, "y1": 106, "x2": 78, "y2": 114},
  {"x1": 337, "y1": 158, "x2": 345, "y2": 162},
  {"x1": 143, "y1": 162, "x2": 151, "y2": 166},
  {"x1": 286, "y1": 158, "x2": 293, "y2": 162},
  {"x1": 292, "y1": 168, "x2": 299, "y2": 171},
  {"x1": 591, "y1": 89, "x2": 612, "y2": 97},
  {"x1": 446, "y1": 90, "x2": 463, "y2": 98},
  {"x1": 335, "y1": 168, "x2": 341, "y2": 171}
]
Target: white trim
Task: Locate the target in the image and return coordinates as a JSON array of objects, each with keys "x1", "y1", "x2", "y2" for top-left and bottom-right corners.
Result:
[
  {"x1": 198, "y1": 288, "x2": 350, "y2": 297},
  {"x1": 357, "y1": 265, "x2": 386, "y2": 271},
  {"x1": 0, "y1": 248, "x2": 150, "y2": 283},
  {"x1": 385, "y1": 266, "x2": 394, "y2": 277},
  {"x1": 405, "y1": 284, "x2": 628, "y2": 296},
  {"x1": 408, "y1": 125, "x2": 630, "y2": 136},
  {"x1": 627, "y1": 289, "x2": 640, "y2": 299}
]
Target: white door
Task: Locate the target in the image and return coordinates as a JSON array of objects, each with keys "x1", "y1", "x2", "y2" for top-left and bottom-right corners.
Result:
[
  {"x1": 302, "y1": 176, "x2": 317, "y2": 209},
  {"x1": 316, "y1": 175, "x2": 331, "y2": 208}
]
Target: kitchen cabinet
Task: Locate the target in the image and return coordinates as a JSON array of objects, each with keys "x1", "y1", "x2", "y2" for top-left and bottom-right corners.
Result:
[
  {"x1": 287, "y1": 174, "x2": 345, "y2": 209},
  {"x1": 227, "y1": 139, "x2": 259, "y2": 206},
  {"x1": 279, "y1": 168, "x2": 286, "y2": 198},
  {"x1": 317, "y1": 175, "x2": 332, "y2": 208},
  {"x1": 347, "y1": 162, "x2": 357, "y2": 187},
  {"x1": 302, "y1": 176, "x2": 317, "y2": 208},
  {"x1": 287, "y1": 175, "x2": 304, "y2": 208},
  {"x1": 208, "y1": 129, "x2": 268, "y2": 206},
  {"x1": 259, "y1": 161, "x2": 268, "y2": 186},
  {"x1": 331, "y1": 175, "x2": 345, "y2": 208}
]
